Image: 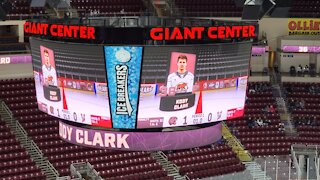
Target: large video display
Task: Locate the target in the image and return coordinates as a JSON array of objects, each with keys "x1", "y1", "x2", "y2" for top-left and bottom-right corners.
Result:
[{"x1": 30, "y1": 38, "x2": 251, "y2": 129}]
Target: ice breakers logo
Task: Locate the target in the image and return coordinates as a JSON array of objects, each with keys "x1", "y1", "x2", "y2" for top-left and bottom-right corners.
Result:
[
  {"x1": 115, "y1": 48, "x2": 131, "y2": 63},
  {"x1": 105, "y1": 46, "x2": 143, "y2": 129},
  {"x1": 115, "y1": 65, "x2": 133, "y2": 116}
]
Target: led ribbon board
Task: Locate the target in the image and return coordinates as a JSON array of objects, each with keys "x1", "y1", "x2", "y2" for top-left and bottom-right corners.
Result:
[{"x1": 282, "y1": 45, "x2": 320, "y2": 53}]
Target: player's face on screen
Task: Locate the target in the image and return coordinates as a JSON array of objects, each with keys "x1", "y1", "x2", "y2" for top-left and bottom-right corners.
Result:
[
  {"x1": 177, "y1": 58, "x2": 187, "y2": 72},
  {"x1": 44, "y1": 51, "x2": 50, "y2": 66}
]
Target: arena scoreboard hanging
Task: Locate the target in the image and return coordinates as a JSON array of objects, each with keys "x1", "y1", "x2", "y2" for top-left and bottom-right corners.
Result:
[
  {"x1": 30, "y1": 37, "x2": 251, "y2": 130},
  {"x1": 27, "y1": 17, "x2": 255, "y2": 150}
]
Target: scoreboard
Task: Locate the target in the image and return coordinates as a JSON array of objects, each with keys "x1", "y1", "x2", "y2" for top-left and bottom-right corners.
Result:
[{"x1": 30, "y1": 37, "x2": 251, "y2": 130}]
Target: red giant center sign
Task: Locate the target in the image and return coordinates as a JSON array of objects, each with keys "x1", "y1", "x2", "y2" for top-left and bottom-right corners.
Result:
[
  {"x1": 150, "y1": 25, "x2": 256, "y2": 40},
  {"x1": 24, "y1": 22, "x2": 96, "y2": 39}
]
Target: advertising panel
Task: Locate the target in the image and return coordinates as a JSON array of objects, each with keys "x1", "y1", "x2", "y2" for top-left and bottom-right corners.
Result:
[
  {"x1": 0, "y1": 54, "x2": 32, "y2": 65},
  {"x1": 288, "y1": 18, "x2": 320, "y2": 35},
  {"x1": 251, "y1": 46, "x2": 266, "y2": 55},
  {"x1": 105, "y1": 46, "x2": 143, "y2": 129},
  {"x1": 282, "y1": 45, "x2": 320, "y2": 53}
]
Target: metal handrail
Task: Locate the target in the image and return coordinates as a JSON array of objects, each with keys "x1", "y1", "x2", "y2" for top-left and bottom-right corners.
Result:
[
  {"x1": 69, "y1": 162, "x2": 102, "y2": 179},
  {"x1": 49, "y1": 160, "x2": 59, "y2": 176},
  {"x1": 16, "y1": 122, "x2": 28, "y2": 136},
  {"x1": 291, "y1": 146, "x2": 302, "y2": 178},
  {"x1": 159, "y1": 151, "x2": 168, "y2": 160},
  {"x1": 315, "y1": 157, "x2": 319, "y2": 180},
  {"x1": 172, "y1": 163, "x2": 179, "y2": 170},
  {"x1": 30, "y1": 137, "x2": 43, "y2": 156},
  {"x1": 292, "y1": 144, "x2": 320, "y2": 149},
  {"x1": 1, "y1": 101, "x2": 12, "y2": 119},
  {"x1": 56, "y1": 176, "x2": 71, "y2": 180},
  {"x1": 184, "y1": 175, "x2": 190, "y2": 180},
  {"x1": 0, "y1": 100, "x2": 59, "y2": 178},
  {"x1": 222, "y1": 122, "x2": 253, "y2": 161}
]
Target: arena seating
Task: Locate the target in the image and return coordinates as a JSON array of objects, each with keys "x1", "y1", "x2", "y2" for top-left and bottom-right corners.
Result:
[
  {"x1": 8, "y1": 0, "x2": 33, "y2": 17},
  {"x1": 166, "y1": 145, "x2": 245, "y2": 179},
  {"x1": 0, "y1": 36, "x2": 19, "y2": 44},
  {"x1": 226, "y1": 82, "x2": 292, "y2": 156},
  {"x1": 0, "y1": 77, "x2": 250, "y2": 179},
  {"x1": 0, "y1": 117, "x2": 45, "y2": 180},
  {"x1": 174, "y1": 0, "x2": 242, "y2": 17},
  {"x1": 7, "y1": 0, "x2": 320, "y2": 18},
  {"x1": 175, "y1": 0, "x2": 320, "y2": 18},
  {"x1": 71, "y1": 0, "x2": 146, "y2": 16},
  {"x1": 0, "y1": 78, "x2": 168, "y2": 179},
  {"x1": 8, "y1": 0, "x2": 146, "y2": 18},
  {"x1": 0, "y1": 35, "x2": 26, "y2": 53},
  {"x1": 289, "y1": 0, "x2": 320, "y2": 17},
  {"x1": 283, "y1": 82, "x2": 320, "y2": 145}
]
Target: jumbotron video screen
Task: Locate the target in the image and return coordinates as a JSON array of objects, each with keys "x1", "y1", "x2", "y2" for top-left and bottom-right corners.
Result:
[{"x1": 30, "y1": 38, "x2": 251, "y2": 129}]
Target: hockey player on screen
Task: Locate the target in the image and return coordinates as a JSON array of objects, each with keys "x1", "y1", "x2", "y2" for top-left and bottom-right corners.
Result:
[
  {"x1": 42, "y1": 49, "x2": 58, "y2": 86},
  {"x1": 166, "y1": 55, "x2": 194, "y2": 94}
]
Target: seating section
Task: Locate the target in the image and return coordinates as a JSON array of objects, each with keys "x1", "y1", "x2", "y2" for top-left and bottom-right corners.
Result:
[
  {"x1": 0, "y1": 36, "x2": 19, "y2": 44},
  {"x1": 0, "y1": 117, "x2": 45, "y2": 180},
  {"x1": 0, "y1": 78, "x2": 169, "y2": 179},
  {"x1": 0, "y1": 43, "x2": 27, "y2": 52},
  {"x1": 7, "y1": 0, "x2": 34, "y2": 17},
  {"x1": 8, "y1": 79, "x2": 320, "y2": 178},
  {"x1": 166, "y1": 145, "x2": 245, "y2": 179},
  {"x1": 175, "y1": 0, "x2": 320, "y2": 17},
  {"x1": 174, "y1": 0, "x2": 242, "y2": 17},
  {"x1": 289, "y1": 0, "x2": 320, "y2": 17},
  {"x1": 0, "y1": 77, "x2": 249, "y2": 179},
  {"x1": 8, "y1": 0, "x2": 146, "y2": 18},
  {"x1": 283, "y1": 82, "x2": 320, "y2": 144},
  {"x1": 5, "y1": 0, "x2": 320, "y2": 18},
  {"x1": 226, "y1": 82, "x2": 292, "y2": 156},
  {"x1": 0, "y1": 35, "x2": 26, "y2": 53},
  {"x1": 71, "y1": 0, "x2": 146, "y2": 16}
]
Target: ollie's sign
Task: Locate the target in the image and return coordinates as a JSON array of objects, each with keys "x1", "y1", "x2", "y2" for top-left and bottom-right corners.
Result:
[
  {"x1": 24, "y1": 22, "x2": 96, "y2": 40},
  {"x1": 149, "y1": 25, "x2": 256, "y2": 41}
]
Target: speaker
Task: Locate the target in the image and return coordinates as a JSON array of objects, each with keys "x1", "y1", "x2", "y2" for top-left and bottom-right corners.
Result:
[
  {"x1": 242, "y1": 5, "x2": 261, "y2": 20},
  {"x1": 234, "y1": 0, "x2": 245, "y2": 7},
  {"x1": 270, "y1": 7, "x2": 290, "y2": 17},
  {"x1": 274, "y1": 0, "x2": 292, "y2": 7},
  {"x1": 242, "y1": 0, "x2": 275, "y2": 20},
  {"x1": 0, "y1": 0, "x2": 13, "y2": 20},
  {"x1": 270, "y1": 0, "x2": 292, "y2": 17},
  {"x1": 31, "y1": 0, "x2": 70, "y2": 8},
  {"x1": 0, "y1": 7, "x2": 6, "y2": 20},
  {"x1": 56, "y1": 1, "x2": 70, "y2": 8},
  {"x1": 260, "y1": 0, "x2": 275, "y2": 16},
  {"x1": 30, "y1": 0, "x2": 46, "y2": 7}
]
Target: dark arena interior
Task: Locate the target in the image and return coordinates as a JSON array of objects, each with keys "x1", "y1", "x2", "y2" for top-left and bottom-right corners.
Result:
[{"x1": 0, "y1": 0, "x2": 320, "y2": 180}]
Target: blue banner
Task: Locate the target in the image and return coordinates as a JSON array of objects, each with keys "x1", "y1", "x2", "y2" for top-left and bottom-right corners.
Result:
[{"x1": 105, "y1": 46, "x2": 143, "y2": 129}]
